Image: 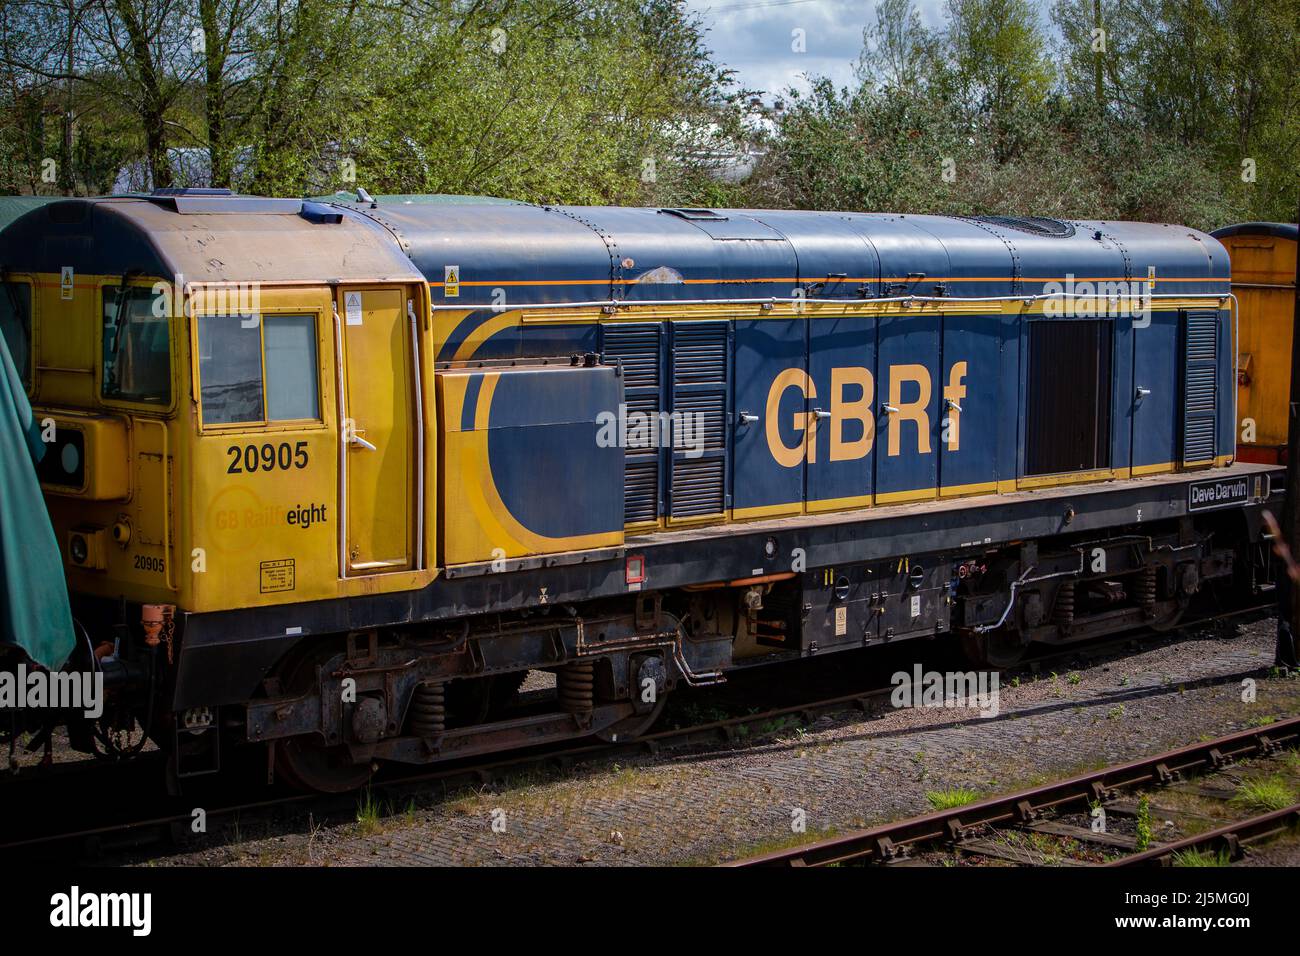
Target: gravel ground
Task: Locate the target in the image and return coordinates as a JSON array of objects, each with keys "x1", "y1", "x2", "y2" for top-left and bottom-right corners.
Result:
[{"x1": 147, "y1": 615, "x2": 1300, "y2": 867}]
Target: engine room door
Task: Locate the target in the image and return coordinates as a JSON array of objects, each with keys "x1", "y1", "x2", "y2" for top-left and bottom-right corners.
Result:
[
  {"x1": 732, "y1": 318, "x2": 807, "y2": 518},
  {"x1": 337, "y1": 286, "x2": 415, "y2": 574}
]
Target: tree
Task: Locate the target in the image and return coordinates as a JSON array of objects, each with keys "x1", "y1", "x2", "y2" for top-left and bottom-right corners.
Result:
[{"x1": 856, "y1": 0, "x2": 942, "y2": 96}]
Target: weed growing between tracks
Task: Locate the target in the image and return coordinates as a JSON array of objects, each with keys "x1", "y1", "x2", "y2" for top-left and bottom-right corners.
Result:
[{"x1": 926, "y1": 788, "x2": 981, "y2": 810}]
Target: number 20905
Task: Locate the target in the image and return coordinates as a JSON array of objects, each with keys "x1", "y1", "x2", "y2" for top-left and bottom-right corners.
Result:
[{"x1": 226, "y1": 441, "x2": 309, "y2": 474}]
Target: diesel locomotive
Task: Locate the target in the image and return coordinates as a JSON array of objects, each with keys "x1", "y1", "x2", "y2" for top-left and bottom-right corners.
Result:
[{"x1": 0, "y1": 191, "x2": 1281, "y2": 791}]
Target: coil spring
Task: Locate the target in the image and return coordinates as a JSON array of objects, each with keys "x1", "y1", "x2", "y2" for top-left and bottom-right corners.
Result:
[
  {"x1": 557, "y1": 660, "x2": 595, "y2": 714},
  {"x1": 409, "y1": 682, "x2": 446, "y2": 737},
  {"x1": 1054, "y1": 581, "x2": 1076, "y2": 625},
  {"x1": 1137, "y1": 566, "x2": 1158, "y2": 609}
]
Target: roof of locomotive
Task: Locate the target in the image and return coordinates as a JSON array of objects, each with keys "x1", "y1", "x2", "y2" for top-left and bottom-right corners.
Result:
[
  {"x1": 0, "y1": 196, "x2": 62, "y2": 233},
  {"x1": 0, "y1": 193, "x2": 423, "y2": 285},
  {"x1": 0, "y1": 192, "x2": 1231, "y2": 305},
  {"x1": 1210, "y1": 221, "x2": 1299, "y2": 242},
  {"x1": 337, "y1": 200, "x2": 1230, "y2": 307}
]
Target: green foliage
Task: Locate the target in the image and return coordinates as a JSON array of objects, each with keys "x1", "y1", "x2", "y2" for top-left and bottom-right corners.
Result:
[
  {"x1": 926, "y1": 786, "x2": 981, "y2": 810},
  {"x1": 1134, "y1": 794, "x2": 1153, "y2": 851},
  {"x1": 0, "y1": 0, "x2": 1293, "y2": 227},
  {"x1": 743, "y1": 0, "x2": 1295, "y2": 227},
  {"x1": 0, "y1": 0, "x2": 745, "y2": 202},
  {"x1": 1172, "y1": 848, "x2": 1230, "y2": 867},
  {"x1": 1233, "y1": 775, "x2": 1295, "y2": 813}
]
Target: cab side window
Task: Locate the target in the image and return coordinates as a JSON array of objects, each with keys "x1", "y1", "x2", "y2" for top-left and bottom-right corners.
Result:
[
  {"x1": 102, "y1": 286, "x2": 171, "y2": 405},
  {"x1": 197, "y1": 314, "x2": 319, "y2": 426}
]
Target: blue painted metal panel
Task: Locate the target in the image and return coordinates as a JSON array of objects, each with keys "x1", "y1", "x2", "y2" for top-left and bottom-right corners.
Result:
[
  {"x1": 906, "y1": 217, "x2": 1014, "y2": 298},
  {"x1": 739, "y1": 211, "x2": 881, "y2": 298},
  {"x1": 1131, "y1": 311, "x2": 1181, "y2": 469},
  {"x1": 981, "y1": 220, "x2": 1125, "y2": 299},
  {"x1": 842, "y1": 215, "x2": 952, "y2": 298},
  {"x1": 365, "y1": 203, "x2": 615, "y2": 307},
  {"x1": 997, "y1": 315, "x2": 1022, "y2": 483},
  {"x1": 732, "y1": 319, "x2": 806, "y2": 512},
  {"x1": 807, "y1": 315, "x2": 876, "y2": 504},
  {"x1": 939, "y1": 314, "x2": 1006, "y2": 491},
  {"x1": 484, "y1": 365, "x2": 623, "y2": 538},
  {"x1": 875, "y1": 314, "x2": 940, "y2": 497}
]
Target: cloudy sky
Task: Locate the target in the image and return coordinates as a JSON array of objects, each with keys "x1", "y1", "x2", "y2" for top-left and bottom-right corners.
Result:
[{"x1": 683, "y1": 0, "x2": 1052, "y2": 101}]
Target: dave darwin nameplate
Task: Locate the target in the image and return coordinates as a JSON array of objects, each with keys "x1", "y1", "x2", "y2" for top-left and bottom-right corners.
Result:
[{"x1": 1187, "y1": 476, "x2": 1250, "y2": 512}]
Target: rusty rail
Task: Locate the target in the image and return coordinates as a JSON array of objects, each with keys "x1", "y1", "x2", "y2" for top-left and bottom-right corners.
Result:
[
  {"x1": 1109, "y1": 802, "x2": 1300, "y2": 866},
  {"x1": 728, "y1": 714, "x2": 1300, "y2": 867}
]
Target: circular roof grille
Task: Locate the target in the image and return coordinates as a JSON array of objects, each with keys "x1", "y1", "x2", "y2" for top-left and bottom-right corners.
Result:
[{"x1": 975, "y1": 216, "x2": 1076, "y2": 238}]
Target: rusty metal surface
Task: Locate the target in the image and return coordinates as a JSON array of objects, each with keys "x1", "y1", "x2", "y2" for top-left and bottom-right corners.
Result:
[
  {"x1": 728, "y1": 713, "x2": 1300, "y2": 867},
  {"x1": 1108, "y1": 802, "x2": 1300, "y2": 866}
]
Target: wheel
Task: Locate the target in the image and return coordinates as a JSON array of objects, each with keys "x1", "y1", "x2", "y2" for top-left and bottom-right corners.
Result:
[
  {"x1": 1146, "y1": 599, "x2": 1189, "y2": 633},
  {"x1": 595, "y1": 693, "x2": 668, "y2": 743},
  {"x1": 959, "y1": 628, "x2": 1028, "y2": 669},
  {"x1": 270, "y1": 643, "x2": 373, "y2": 793},
  {"x1": 275, "y1": 735, "x2": 373, "y2": 793}
]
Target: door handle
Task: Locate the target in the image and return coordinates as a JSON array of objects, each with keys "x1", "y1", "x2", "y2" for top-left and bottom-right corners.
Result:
[
  {"x1": 881, "y1": 404, "x2": 900, "y2": 415},
  {"x1": 945, "y1": 398, "x2": 963, "y2": 413},
  {"x1": 736, "y1": 411, "x2": 759, "y2": 426},
  {"x1": 812, "y1": 408, "x2": 831, "y2": 420},
  {"x1": 348, "y1": 431, "x2": 378, "y2": 451},
  {"x1": 1135, "y1": 387, "x2": 1152, "y2": 401}
]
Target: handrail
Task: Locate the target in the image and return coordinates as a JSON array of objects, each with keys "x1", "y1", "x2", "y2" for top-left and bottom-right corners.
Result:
[
  {"x1": 136, "y1": 417, "x2": 176, "y2": 591},
  {"x1": 407, "y1": 296, "x2": 425, "y2": 570}
]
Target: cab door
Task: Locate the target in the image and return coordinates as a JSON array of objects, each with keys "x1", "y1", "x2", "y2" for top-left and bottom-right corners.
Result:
[{"x1": 337, "y1": 286, "x2": 417, "y2": 574}]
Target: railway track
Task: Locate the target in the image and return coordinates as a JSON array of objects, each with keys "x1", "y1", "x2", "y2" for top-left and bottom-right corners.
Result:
[
  {"x1": 728, "y1": 713, "x2": 1300, "y2": 867},
  {"x1": 0, "y1": 602, "x2": 1282, "y2": 861}
]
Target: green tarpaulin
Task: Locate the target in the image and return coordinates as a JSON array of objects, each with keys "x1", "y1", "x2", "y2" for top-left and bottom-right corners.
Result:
[{"x1": 0, "y1": 328, "x2": 74, "y2": 669}]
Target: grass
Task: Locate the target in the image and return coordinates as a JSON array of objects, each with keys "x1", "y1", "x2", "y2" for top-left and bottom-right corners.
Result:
[
  {"x1": 926, "y1": 787, "x2": 981, "y2": 810},
  {"x1": 1172, "y1": 848, "x2": 1231, "y2": 867},
  {"x1": 356, "y1": 788, "x2": 383, "y2": 834},
  {"x1": 1232, "y1": 775, "x2": 1296, "y2": 813}
]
